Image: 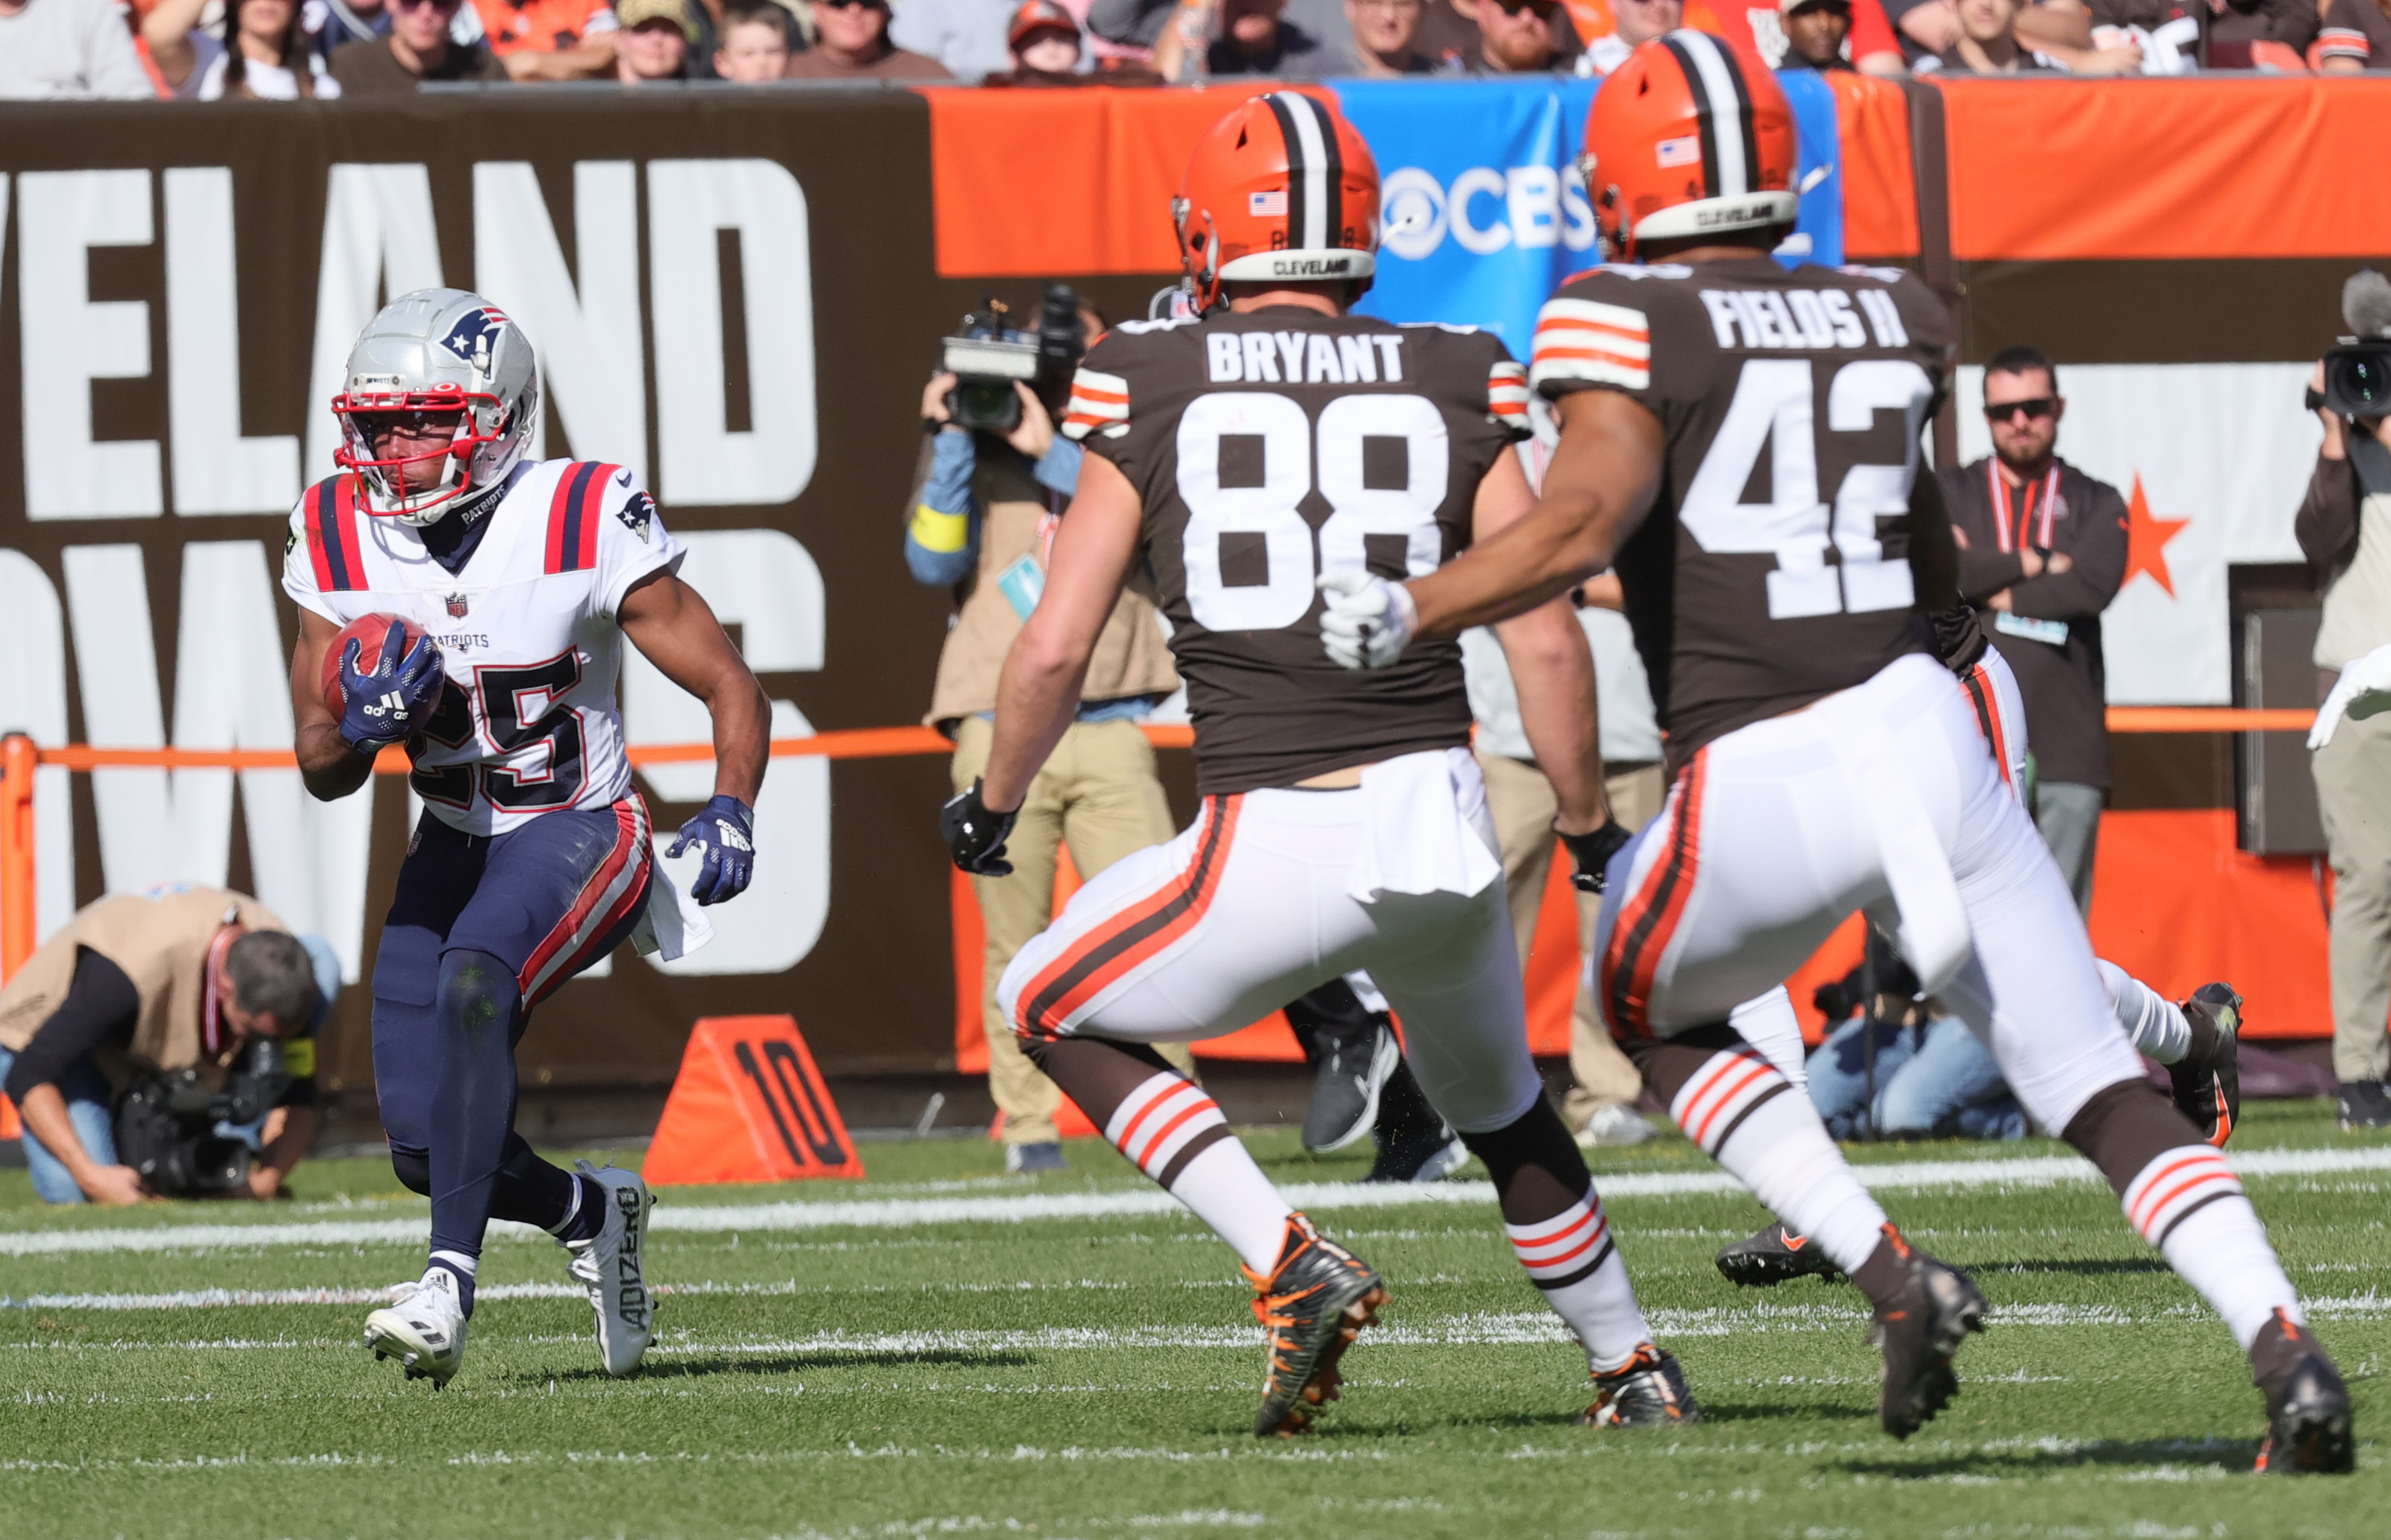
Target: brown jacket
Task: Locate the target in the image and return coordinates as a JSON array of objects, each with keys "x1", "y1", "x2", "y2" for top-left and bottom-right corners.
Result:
[
  {"x1": 922, "y1": 444, "x2": 1178, "y2": 728},
  {"x1": 0, "y1": 887, "x2": 287, "y2": 1084}
]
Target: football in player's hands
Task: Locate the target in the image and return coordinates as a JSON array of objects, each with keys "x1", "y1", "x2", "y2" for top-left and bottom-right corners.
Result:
[
  {"x1": 667, "y1": 795, "x2": 755, "y2": 905},
  {"x1": 323, "y1": 615, "x2": 444, "y2": 757},
  {"x1": 1316, "y1": 569, "x2": 1418, "y2": 671}
]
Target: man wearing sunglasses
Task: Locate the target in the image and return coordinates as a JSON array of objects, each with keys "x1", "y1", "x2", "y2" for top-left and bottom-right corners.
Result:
[
  {"x1": 1934, "y1": 345, "x2": 2128, "y2": 916},
  {"x1": 784, "y1": 0, "x2": 952, "y2": 76},
  {"x1": 329, "y1": 0, "x2": 506, "y2": 89}
]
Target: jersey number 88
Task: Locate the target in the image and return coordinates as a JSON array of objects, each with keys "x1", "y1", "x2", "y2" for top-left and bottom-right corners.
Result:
[{"x1": 1176, "y1": 391, "x2": 1450, "y2": 633}]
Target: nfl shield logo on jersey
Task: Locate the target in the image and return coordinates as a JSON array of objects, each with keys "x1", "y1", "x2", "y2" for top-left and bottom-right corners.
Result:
[{"x1": 444, "y1": 592, "x2": 470, "y2": 618}]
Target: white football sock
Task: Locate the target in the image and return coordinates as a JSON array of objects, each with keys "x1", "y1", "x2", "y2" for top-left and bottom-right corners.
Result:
[
  {"x1": 1166, "y1": 1140, "x2": 1295, "y2": 1274},
  {"x1": 1671, "y1": 1046, "x2": 1889, "y2": 1274},
  {"x1": 2098, "y1": 959, "x2": 2191, "y2": 1065},
  {"x1": 1505, "y1": 1193, "x2": 1653, "y2": 1372},
  {"x1": 2122, "y1": 1144, "x2": 2301, "y2": 1350}
]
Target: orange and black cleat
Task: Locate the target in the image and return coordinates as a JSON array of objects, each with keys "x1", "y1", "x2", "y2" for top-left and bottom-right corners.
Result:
[
  {"x1": 2170, "y1": 983, "x2": 2244, "y2": 1148},
  {"x1": 1714, "y1": 1221, "x2": 1843, "y2": 1288},
  {"x1": 2252, "y1": 1310, "x2": 2355, "y2": 1475},
  {"x1": 1868, "y1": 1228, "x2": 1986, "y2": 1440},
  {"x1": 1242, "y1": 1213, "x2": 1387, "y2": 1437},
  {"x1": 1578, "y1": 1344, "x2": 1700, "y2": 1428}
]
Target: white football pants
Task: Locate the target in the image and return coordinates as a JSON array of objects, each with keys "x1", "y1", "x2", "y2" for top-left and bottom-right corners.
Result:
[
  {"x1": 998, "y1": 748, "x2": 1545, "y2": 1134},
  {"x1": 1591, "y1": 653, "x2": 2146, "y2": 1136}
]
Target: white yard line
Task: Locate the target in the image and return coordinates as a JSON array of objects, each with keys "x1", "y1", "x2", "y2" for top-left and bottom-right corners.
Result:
[
  {"x1": 5, "y1": 1295, "x2": 2385, "y2": 1341},
  {"x1": 3, "y1": 1144, "x2": 2386, "y2": 1259}
]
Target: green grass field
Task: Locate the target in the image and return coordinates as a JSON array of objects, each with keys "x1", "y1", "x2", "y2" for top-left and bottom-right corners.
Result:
[{"x1": 2, "y1": 1101, "x2": 2384, "y2": 1540}]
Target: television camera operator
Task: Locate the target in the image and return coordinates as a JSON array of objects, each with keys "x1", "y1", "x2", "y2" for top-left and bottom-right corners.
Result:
[
  {"x1": 911, "y1": 287, "x2": 1192, "y2": 1174},
  {"x1": 2298, "y1": 271, "x2": 2391, "y2": 1131},
  {"x1": 0, "y1": 885, "x2": 333, "y2": 1204}
]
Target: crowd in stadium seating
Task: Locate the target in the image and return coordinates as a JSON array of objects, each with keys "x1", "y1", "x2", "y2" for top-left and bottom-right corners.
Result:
[{"x1": 1, "y1": 0, "x2": 2381, "y2": 99}]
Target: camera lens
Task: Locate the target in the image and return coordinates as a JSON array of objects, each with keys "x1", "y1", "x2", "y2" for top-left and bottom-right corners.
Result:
[{"x1": 2336, "y1": 353, "x2": 2389, "y2": 412}]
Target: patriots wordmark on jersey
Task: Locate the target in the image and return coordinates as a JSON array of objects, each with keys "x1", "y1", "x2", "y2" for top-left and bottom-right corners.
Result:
[
  {"x1": 1528, "y1": 259, "x2": 1952, "y2": 770},
  {"x1": 1062, "y1": 310, "x2": 1531, "y2": 795},
  {"x1": 282, "y1": 459, "x2": 685, "y2": 837}
]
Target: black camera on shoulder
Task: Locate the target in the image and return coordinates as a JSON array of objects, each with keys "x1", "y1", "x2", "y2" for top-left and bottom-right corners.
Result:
[
  {"x1": 2317, "y1": 343, "x2": 2391, "y2": 420},
  {"x1": 942, "y1": 282, "x2": 1085, "y2": 435},
  {"x1": 113, "y1": 1038, "x2": 292, "y2": 1198}
]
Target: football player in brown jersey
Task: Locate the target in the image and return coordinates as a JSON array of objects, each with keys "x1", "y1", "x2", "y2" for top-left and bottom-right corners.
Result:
[
  {"x1": 1320, "y1": 33, "x2": 2350, "y2": 1472},
  {"x1": 942, "y1": 91, "x2": 1694, "y2": 1438}
]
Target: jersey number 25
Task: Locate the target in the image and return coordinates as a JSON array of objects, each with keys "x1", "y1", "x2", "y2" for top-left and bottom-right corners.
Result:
[
  {"x1": 1176, "y1": 391, "x2": 1449, "y2": 633},
  {"x1": 412, "y1": 653, "x2": 588, "y2": 813}
]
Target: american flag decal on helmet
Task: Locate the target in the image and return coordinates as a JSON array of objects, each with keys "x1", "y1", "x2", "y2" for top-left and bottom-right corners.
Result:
[
  {"x1": 1529, "y1": 297, "x2": 1651, "y2": 393},
  {"x1": 1062, "y1": 366, "x2": 1130, "y2": 442}
]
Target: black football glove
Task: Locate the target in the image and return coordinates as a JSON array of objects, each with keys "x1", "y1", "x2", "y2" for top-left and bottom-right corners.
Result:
[
  {"x1": 942, "y1": 779, "x2": 1019, "y2": 876},
  {"x1": 1557, "y1": 817, "x2": 1633, "y2": 895}
]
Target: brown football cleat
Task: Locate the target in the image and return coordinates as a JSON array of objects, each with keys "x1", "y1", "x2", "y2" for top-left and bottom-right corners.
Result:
[
  {"x1": 1867, "y1": 1230, "x2": 1986, "y2": 1439},
  {"x1": 2251, "y1": 1310, "x2": 2356, "y2": 1475},
  {"x1": 1241, "y1": 1213, "x2": 1387, "y2": 1437}
]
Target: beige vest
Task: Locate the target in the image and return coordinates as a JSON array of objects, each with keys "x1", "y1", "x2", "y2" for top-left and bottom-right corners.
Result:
[
  {"x1": 2317, "y1": 488, "x2": 2391, "y2": 670},
  {"x1": 0, "y1": 887, "x2": 287, "y2": 1082},
  {"x1": 924, "y1": 451, "x2": 1178, "y2": 727}
]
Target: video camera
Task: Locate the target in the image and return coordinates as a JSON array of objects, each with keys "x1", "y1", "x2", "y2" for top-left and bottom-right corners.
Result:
[
  {"x1": 113, "y1": 1038, "x2": 293, "y2": 1198},
  {"x1": 2317, "y1": 344, "x2": 2391, "y2": 420},
  {"x1": 941, "y1": 283, "x2": 1086, "y2": 436}
]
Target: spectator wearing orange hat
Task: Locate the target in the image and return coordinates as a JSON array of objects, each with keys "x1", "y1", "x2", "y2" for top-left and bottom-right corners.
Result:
[
  {"x1": 980, "y1": 0, "x2": 1166, "y2": 77},
  {"x1": 471, "y1": 0, "x2": 615, "y2": 78}
]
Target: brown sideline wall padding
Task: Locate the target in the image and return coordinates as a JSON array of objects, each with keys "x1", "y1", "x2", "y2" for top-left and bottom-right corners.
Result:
[{"x1": 1941, "y1": 77, "x2": 2391, "y2": 261}]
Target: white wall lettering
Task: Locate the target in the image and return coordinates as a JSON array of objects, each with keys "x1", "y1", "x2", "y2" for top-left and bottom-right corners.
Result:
[
  {"x1": 20, "y1": 170, "x2": 163, "y2": 520},
  {"x1": 165, "y1": 167, "x2": 301, "y2": 517},
  {"x1": 0, "y1": 551, "x2": 77, "y2": 943},
  {"x1": 306, "y1": 164, "x2": 444, "y2": 481}
]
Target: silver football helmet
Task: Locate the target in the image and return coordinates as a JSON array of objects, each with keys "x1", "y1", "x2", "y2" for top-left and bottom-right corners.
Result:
[{"x1": 333, "y1": 287, "x2": 539, "y2": 526}]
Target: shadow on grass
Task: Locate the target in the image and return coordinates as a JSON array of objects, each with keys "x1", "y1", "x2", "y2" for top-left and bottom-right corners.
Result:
[
  {"x1": 1985, "y1": 1257, "x2": 2171, "y2": 1277},
  {"x1": 527, "y1": 1349, "x2": 1038, "y2": 1383},
  {"x1": 1836, "y1": 1435, "x2": 2254, "y2": 1480}
]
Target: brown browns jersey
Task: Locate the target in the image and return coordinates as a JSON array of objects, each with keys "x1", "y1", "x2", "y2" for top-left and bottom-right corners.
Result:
[
  {"x1": 1527, "y1": 257, "x2": 1952, "y2": 769},
  {"x1": 1065, "y1": 307, "x2": 1530, "y2": 795}
]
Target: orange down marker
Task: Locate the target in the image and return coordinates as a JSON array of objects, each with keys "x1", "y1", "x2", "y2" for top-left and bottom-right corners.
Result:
[{"x1": 643, "y1": 1016, "x2": 864, "y2": 1185}]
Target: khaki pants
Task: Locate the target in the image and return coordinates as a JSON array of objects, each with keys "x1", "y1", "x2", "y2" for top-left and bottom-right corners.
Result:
[
  {"x1": 2314, "y1": 709, "x2": 2391, "y2": 1084},
  {"x1": 952, "y1": 716, "x2": 1193, "y2": 1143},
  {"x1": 1474, "y1": 749, "x2": 1668, "y2": 1129}
]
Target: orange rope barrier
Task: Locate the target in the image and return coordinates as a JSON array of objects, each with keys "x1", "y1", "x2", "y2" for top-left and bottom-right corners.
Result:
[{"x1": 2103, "y1": 707, "x2": 2314, "y2": 734}]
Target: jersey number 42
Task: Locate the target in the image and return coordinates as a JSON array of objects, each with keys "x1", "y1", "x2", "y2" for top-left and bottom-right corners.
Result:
[{"x1": 1682, "y1": 358, "x2": 1935, "y2": 621}]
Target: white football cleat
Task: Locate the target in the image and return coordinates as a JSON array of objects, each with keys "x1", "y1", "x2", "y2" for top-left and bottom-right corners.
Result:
[
  {"x1": 564, "y1": 1160, "x2": 656, "y2": 1377},
  {"x1": 364, "y1": 1267, "x2": 469, "y2": 1386}
]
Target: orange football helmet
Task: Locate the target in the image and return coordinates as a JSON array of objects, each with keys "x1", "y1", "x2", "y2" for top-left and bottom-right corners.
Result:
[
  {"x1": 1174, "y1": 91, "x2": 1381, "y2": 312},
  {"x1": 1581, "y1": 31, "x2": 1797, "y2": 262}
]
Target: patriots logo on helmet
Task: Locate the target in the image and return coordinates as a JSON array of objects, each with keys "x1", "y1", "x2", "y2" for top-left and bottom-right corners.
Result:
[{"x1": 438, "y1": 307, "x2": 510, "y2": 376}]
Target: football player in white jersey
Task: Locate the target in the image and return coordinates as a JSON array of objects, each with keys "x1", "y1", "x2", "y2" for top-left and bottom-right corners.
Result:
[{"x1": 283, "y1": 289, "x2": 769, "y2": 1386}]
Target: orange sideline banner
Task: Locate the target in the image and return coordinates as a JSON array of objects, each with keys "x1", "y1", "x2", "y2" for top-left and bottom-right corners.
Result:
[{"x1": 1941, "y1": 77, "x2": 2391, "y2": 260}]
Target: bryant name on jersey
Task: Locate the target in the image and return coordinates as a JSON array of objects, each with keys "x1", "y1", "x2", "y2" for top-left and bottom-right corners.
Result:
[{"x1": 1064, "y1": 311, "x2": 1531, "y2": 796}]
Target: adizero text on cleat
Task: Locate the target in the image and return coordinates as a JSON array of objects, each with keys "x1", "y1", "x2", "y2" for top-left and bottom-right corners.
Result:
[
  {"x1": 565, "y1": 1161, "x2": 657, "y2": 1377},
  {"x1": 363, "y1": 1268, "x2": 469, "y2": 1387},
  {"x1": 1242, "y1": 1213, "x2": 1387, "y2": 1437},
  {"x1": 1578, "y1": 1345, "x2": 1700, "y2": 1428},
  {"x1": 1715, "y1": 1222, "x2": 1843, "y2": 1288},
  {"x1": 1870, "y1": 1249, "x2": 1985, "y2": 1439},
  {"x1": 2170, "y1": 983, "x2": 2244, "y2": 1147},
  {"x1": 2252, "y1": 1311, "x2": 2356, "y2": 1475}
]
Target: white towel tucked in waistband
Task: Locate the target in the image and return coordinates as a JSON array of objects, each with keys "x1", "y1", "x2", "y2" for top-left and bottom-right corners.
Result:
[
  {"x1": 1345, "y1": 747, "x2": 1505, "y2": 905},
  {"x1": 633, "y1": 852, "x2": 715, "y2": 962}
]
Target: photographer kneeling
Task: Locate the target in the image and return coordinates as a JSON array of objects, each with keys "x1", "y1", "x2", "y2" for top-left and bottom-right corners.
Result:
[
  {"x1": 0, "y1": 886, "x2": 327, "y2": 1204},
  {"x1": 911, "y1": 291, "x2": 1190, "y2": 1174}
]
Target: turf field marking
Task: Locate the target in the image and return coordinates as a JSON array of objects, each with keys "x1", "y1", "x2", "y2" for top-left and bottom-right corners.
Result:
[{"x1": 8, "y1": 1144, "x2": 2388, "y2": 1258}]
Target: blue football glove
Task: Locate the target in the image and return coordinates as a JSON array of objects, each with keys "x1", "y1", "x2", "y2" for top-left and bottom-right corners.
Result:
[
  {"x1": 337, "y1": 625, "x2": 445, "y2": 757},
  {"x1": 667, "y1": 794, "x2": 755, "y2": 905}
]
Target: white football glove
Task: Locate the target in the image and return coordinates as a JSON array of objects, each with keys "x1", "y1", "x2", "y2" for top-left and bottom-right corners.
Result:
[
  {"x1": 2310, "y1": 640, "x2": 2391, "y2": 749},
  {"x1": 1316, "y1": 569, "x2": 1419, "y2": 671}
]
